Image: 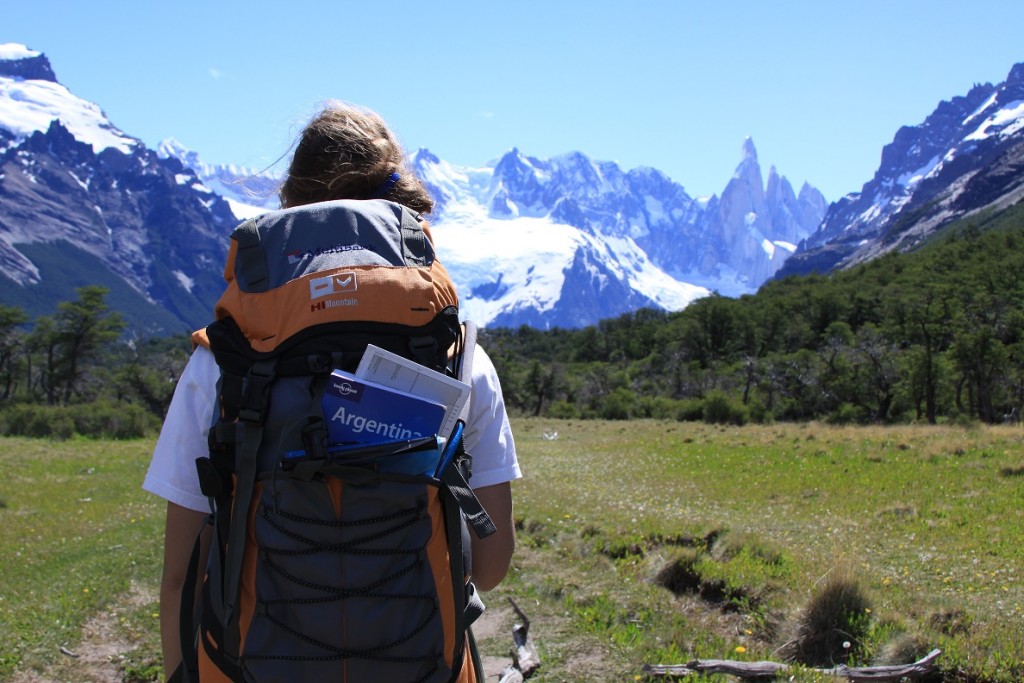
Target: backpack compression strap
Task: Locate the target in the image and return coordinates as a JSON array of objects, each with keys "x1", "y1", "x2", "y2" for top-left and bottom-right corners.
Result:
[
  {"x1": 229, "y1": 361, "x2": 277, "y2": 659},
  {"x1": 439, "y1": 321, "x2": 497, "y2": 540}
]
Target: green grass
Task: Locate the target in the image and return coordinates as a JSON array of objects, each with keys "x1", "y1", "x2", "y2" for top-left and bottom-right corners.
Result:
[
  {"x1": 3, "y1": 421, "x2": 1024, "y2": 681},
  {"x1": 0, "y1": 437, "x2": 163, "y2": 680},
  {"x1": 481, "y1": 419, "x2": 1024, "y2": 682}
]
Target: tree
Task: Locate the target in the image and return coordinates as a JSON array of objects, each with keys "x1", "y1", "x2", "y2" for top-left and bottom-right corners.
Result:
[
  {"x1": 0, "y1": 305, "x2": 28, "y2": 401},
  {"x1": 892, "y1": 286, "x2": 955, "y2": 423},
  {"x1": 950, "y1": 313, "x2": 1009, "y2": 423},
  {"x1": 852, "y1": 325, "x2": 901, "y2": 422},
  {"x1": 525, "y1": 361, "x2": 564, "y2": 417},
  {"x1": 51, "y1": 286, "x2": 126, "y2": 405},
  {"x1": 113, "y1": 334, "x2": 192, "y2": 417},
  {"x1": 26, "y1": 316, "x2": 59, "y2": 405},
  {"x1": 816, "y1": 322, "x2": 856, "y2": 416},
  {"x1": 679, "y1": 295, "x2": 741, "y2": 368}
]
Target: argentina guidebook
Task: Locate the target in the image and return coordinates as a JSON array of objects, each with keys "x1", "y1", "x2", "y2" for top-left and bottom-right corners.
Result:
[{"x1": 322, "y1": 369, "x2": 447, "y2": 446}]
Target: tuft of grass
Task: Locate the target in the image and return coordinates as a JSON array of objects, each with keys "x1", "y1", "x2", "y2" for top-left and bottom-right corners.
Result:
[
  {"x1": 873, "y1": 631, "x2": 932, "y2": 667},
  {"x1": 927, "y1": 608, "x2": 972, "y2": 636},
  {"x1": 652, "y1": 548, "x2": 703, "y2": 596},
  {"x1": 876, "y1": 504, "x2": 918, "y2": 520},
  {"x1": 776, "y1": 566, "x2": 873, "y2": 667},
  {"x1": 710, "y1": 530, "x2": 785, "y2": 566}
]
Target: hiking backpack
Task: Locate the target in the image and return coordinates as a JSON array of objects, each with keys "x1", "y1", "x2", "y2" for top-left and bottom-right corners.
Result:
[{"x1": 179, "y1": 199, "x2": 496, "y2": 683}]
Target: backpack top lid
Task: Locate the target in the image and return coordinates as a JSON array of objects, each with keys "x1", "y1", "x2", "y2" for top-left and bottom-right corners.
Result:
[{"x1": 212, "y1": 199, "x2": 460, "y2": 353}]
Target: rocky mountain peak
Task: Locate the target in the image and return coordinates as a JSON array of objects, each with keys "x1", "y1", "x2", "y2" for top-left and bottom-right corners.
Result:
[
  {"x1": 411, "y1": 147, "x2": 441, "y2": 165},
  {"x1": 741, "y1": 136, "x2": 758, "y2": 161},
  {"x1": 1006, "y1": 62, "x2": 1024, "y2": 87},
  {"x1": 0, "y1": 44, "x2": 57, "y2": 82}
]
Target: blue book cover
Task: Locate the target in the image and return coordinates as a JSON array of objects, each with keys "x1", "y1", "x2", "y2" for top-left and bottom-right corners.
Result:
[{"x1": 322, "y1": 369, "x2": 447, "y2": 446}]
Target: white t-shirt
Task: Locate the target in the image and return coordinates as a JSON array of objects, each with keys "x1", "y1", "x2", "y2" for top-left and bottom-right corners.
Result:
[{"x1": 144, "y1": 344, "x2": 521, "y2": 513}]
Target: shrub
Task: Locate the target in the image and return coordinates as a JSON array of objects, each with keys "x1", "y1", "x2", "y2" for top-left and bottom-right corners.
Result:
[
  {"x1": 746, "y1": 399, "x2": 774, "y2": 424},
  {"x1": 828, "y1": 402, "x2": 867, "y2": 425},
  {"x1": 0, "y1": 401, "x2": 160, "y2": 439},
  {"x1": 675, "y1": 398, "x2": 705, "y2": 422},
  {"x1": 599, "y1": 387, "x2": 637, "y2": 420},
  {"x1": 636, "y1": 396, "x2": 683, "y2": 420},
  {"x1": 546, "y1": 400, "x2": 580, "y2": 419},
  {"x1": 702, "y1": 391, "x2": 748, "y2": 426},
  {"x1": 73, "y1": 400, "x2": 159, "y2": 438}
]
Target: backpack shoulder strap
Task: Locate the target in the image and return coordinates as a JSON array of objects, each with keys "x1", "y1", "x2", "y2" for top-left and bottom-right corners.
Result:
[
  {"x1": 442, "y1": 320, "x2": 496, "y2": 539},
  {"x1": 455, "y1": 320, "x2": 477, "y2": 421}
]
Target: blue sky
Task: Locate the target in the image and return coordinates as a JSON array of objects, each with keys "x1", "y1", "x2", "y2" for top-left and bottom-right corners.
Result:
[{"x1": 7, "y1": 1, "x2": 1024, "y2": 201}]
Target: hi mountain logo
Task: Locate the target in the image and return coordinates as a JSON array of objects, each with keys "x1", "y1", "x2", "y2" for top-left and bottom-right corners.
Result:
[
  {"x1": 309, "y1": 272, "x2": 360, "y2": 312},
  {"x1": 310, "y1": 272, "x2": 358, "y2": 299}
]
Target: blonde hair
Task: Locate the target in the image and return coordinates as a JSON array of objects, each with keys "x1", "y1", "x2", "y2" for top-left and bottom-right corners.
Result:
[{"x1": 279, "y1": 101, "x2": 434, "y2": 214}]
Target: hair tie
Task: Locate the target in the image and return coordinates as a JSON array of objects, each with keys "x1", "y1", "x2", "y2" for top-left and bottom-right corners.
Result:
[{"x1": 372, "y1": 172, "x2": 401, "y2": 198}]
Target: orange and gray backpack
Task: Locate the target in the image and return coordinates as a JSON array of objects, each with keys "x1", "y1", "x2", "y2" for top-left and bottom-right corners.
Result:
[{"x1": 177, "y1": 199, "x2": 495, "y2": 683}]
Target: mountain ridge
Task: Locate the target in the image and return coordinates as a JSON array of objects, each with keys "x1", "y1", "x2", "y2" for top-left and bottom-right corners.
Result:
[
  {"x1": 23, "y1": 40, "x2": 1021, "y2": 334},
  {"x1": 778, "y1": 60, "x2": 1024, "y2": 278}
]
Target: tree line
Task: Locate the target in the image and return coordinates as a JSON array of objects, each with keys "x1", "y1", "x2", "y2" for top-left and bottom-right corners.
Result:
[
  {"x1": 0, "y1": 285, "x2": 191, "y2": 438},
  {"x1": 482, "y1": 215, "x2": 1024, "y2": 425},
  {"x1": 1, "y1": 210, "x2": 1021, "y2": 438}
]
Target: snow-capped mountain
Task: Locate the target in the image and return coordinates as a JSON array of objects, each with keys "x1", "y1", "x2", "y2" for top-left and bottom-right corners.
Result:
[
  {"x1": 0, "y1": 44, "x2": 138, "y2": 158},
  {"x1": 2, "y1": 43, "x2": 825, "y2": 332},
  {"x1": 405, "y1": 141, "x2": 824, "y2": 328},
  {"x1": 778, "y1": 62, "x2": 1024, "y2": 277},
  {"x1": 156, "y1": 138, "x2": 279, "y2": 219},
  {"x1": 0, "y1": 44, "x2": 236, "y2": 333},
  {"x1": 153, "y1": 115, "x2": 828, "y2": 330}
]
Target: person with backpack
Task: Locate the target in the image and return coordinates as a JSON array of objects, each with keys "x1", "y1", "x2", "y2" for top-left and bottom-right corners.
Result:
[{"x1": 144, "y1": 102, "x2": 520, "y2": 683}]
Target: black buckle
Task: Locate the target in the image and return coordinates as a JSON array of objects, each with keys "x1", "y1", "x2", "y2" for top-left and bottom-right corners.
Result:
[{"x1": 238, "y1": 360, "x2": 276, "y2": 423}]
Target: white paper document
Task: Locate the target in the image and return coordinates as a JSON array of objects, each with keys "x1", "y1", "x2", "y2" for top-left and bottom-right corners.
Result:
[{"x1": 356, "y1": 344, "x2": 471, "y2": 439}]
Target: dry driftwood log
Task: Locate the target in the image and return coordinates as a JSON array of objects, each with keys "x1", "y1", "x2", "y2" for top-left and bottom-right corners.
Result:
[
  {"x1": 497, "y1": 597, "x2": 541, "y2": 682},
  {"x1": 643, "y1": 647, "x2": 942, "y2": 682}
]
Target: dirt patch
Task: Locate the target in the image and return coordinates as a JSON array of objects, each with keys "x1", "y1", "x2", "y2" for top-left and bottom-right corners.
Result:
[
  {"x1": 10, "y1": 583, "x2": 156, "y2": 683},
  {"x1": 473, "y1": 600, "x2": 517, "y2": 678},
  {"x1": 473, "y1": 591, "x2": 622, "y2": 683}
]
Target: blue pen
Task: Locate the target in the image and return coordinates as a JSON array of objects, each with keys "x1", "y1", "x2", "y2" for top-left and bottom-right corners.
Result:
[{"x1": 434, "y1": 420, "x2": 464, "y2": 477}]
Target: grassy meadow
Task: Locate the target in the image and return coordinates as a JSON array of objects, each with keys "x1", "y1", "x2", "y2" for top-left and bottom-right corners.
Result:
[
  {"x1": 0, "y1": 437, "x2": 165, "y2": 681},
  {"x1": 2, "y1": 420, "x2": 1023, "y2": 681}
]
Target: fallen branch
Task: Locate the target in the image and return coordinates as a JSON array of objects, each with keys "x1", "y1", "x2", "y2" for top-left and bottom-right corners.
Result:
[
  {"x1": 643, "y1": 648, "x2": 942, "y2": 682},
  {"x1": 497, "y1": 597, "x2": 541, "y2": 681}
]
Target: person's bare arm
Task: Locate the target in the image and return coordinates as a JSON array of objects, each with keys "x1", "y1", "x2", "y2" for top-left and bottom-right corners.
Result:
[
  {"x1": 159, "y1": 502, "x2": 211, "y2": 681},
  {"x1": 469, "y1": 482, "x2": 515, "y2": 591}
]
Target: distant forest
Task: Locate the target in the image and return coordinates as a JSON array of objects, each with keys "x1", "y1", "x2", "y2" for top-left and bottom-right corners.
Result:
[
  {"x1": 481, "y1": 204, "x2": 1024, "y2": 426},
  {"x1": 1, "y1": 203, "x2": 1022, "y2": 438}
]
